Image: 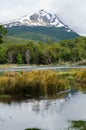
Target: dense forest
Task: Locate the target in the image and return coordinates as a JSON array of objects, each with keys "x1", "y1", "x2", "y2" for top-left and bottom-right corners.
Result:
[{"x1": 0, "y1": 36, "x2": 86, "y2": 65}]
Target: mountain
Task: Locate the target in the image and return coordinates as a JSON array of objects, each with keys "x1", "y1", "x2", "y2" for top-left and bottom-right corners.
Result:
[
  {"x1": 4, "y1": 10, "x2": 66, "y2": 28},
  {"x1": 2, "y1": 10, "x2": 79, "y2": 42}
]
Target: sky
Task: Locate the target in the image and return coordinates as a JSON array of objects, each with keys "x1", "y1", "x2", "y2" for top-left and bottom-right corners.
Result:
[{"x1": 0, "y1": 0, "x2": 86, "y2": 35}]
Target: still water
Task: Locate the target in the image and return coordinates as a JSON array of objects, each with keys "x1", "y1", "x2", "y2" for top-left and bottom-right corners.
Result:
[
  {"x1": 0, "y1": 90, "x2": 86, "y2": 130},
  {"x1": 0, "y1": 65, "x2": 86, "y2": 72}
]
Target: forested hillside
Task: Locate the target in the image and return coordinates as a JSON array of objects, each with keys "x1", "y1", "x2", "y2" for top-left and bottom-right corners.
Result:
[{"x1": 7, "y1": 26, "x2": 79, "y2": 42}]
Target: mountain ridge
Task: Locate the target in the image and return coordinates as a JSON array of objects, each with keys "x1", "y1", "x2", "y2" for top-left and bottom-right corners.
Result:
[
  {"x1": 3, "y1": 10, "x2": 70, "y2": 30},
  {"x1": 2, "y1": 10, "x2": 79, "y2": 42}
]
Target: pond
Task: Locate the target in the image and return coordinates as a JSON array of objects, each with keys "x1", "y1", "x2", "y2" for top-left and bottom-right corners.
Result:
[
  {"x1": 0, "y1": 66, "x2": 86, "y2": 130},
  {"x1": 0, "y1": 89, "x2": 86, "y2": 130}
]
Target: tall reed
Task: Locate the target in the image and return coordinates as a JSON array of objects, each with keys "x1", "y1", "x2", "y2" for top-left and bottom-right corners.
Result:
[{"x1": 0, "y1": 70, "x2": 69, "y2": 97}]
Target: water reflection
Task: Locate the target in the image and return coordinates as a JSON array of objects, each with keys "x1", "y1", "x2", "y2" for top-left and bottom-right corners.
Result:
[
  {"x1": 0, "y1": 90, "x2": 86, "y2": 130},
  {"x1": 0, "y1": 92, "x2": 71, "y2": 130},
  {"x1": 0, "y1": 91, "x2": 68, "y2": 104}
]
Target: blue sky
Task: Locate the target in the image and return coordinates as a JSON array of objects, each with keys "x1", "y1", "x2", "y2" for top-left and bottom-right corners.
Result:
[{"x1": 0, "y1": 0, "x2": 86, "y2": 35}]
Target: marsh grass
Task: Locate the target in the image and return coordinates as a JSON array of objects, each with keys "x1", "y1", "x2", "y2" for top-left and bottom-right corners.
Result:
[
  {"x1": 0, "y1": 70, "x2": 69, "y2": 97},
  {"x1": 76, "y1": 69, "x2": 86, "y2": 84}
]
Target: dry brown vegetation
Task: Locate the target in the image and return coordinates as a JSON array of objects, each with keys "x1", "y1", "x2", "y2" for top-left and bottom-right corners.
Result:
[
  {"x1": 0, "y1": 70, "x2": 69, "y2": 97},
  {"x1": 76, "y1": 69, "x2": 86, "y2": 84}
]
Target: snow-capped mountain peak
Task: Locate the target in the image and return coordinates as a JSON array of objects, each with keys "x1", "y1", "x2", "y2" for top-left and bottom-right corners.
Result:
[
  {"x1": 19, "y1": 9, "x2": 65, "y2": 27},
  {"x1": 3, "y1": 10, "x2": 68, "y2": 28}
]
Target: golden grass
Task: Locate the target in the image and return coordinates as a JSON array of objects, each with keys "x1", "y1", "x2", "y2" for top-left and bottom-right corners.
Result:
[
  {"x1": 0, "y1": 70, "x2": 69, "y2": 97},
  {"x1": 75, "y1": 69, "x2": 86, "y2": 84}
]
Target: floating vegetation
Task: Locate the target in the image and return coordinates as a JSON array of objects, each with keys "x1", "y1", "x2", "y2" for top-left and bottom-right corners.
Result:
[{"x1": 68, "y1": 120, "x2": 86, "y2": 130}]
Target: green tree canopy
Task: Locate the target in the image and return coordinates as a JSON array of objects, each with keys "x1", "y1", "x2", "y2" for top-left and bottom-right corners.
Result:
[{"x1": 0, "y1": 25, "x2": 7, "y2": 44}]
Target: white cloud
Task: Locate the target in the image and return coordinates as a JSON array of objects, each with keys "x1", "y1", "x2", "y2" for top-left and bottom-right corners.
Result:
[{"x1": 0, "y1": 0, "x2": 86, "y2": 35}]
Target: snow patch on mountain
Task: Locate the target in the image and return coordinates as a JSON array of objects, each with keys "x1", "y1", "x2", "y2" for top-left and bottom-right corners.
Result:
[{"x1": 2, "y1": 9, "x2": 72, "y2": 32}]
